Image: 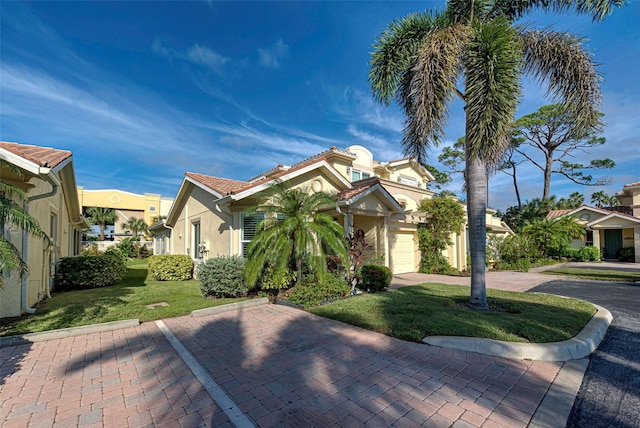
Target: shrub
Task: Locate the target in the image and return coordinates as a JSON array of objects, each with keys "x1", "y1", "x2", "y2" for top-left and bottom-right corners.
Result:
[
  {"x1": 495, "y1": 258, "x2": 531, "y2": 272},
  {"x1": 361, "y1": 264, "x2": 392, "y2": 292},
  {"x1": 287, "y1": 274, "x2": 350, "y2": 308},
  {"x1": 496, "y1": 234, "x2": 539, "y2": 264},
  {"x1": 56, "y1": 253, "x2": 126, "y2": 290},
  {"x1": 198, "y1": 255, "x2": 246, "y2": 297},
  {"x1": 617, "y1": 247, "x2": 635, "y2": 262},
  {"x1": 258, "y1": 266, "x2": 297, "y2": 303},
  {"x1": 81, "y1": 243, "x2": 101, "y2": 256},
  {"x1": 576, "y1": 246, "x2": 601, "y2": 262},
  {"x1": 149, "y1": 255, "x2": 193, "y2": 281},
  {"x1": 116, "y1": 237, "x2": 139, "y2": 258}
]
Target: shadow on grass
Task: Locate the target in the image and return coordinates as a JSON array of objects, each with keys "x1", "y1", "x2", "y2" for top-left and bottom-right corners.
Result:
[{"x1": 0, "y1": 264, "x2": 147, "y2": 337}]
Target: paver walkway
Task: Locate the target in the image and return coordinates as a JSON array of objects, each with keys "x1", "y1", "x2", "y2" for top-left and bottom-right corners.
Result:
[{"x1": 2, "y1": 305, "x2": 563, "y2": 427}]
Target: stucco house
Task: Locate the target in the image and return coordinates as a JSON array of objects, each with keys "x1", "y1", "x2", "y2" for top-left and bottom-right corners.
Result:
[
  {"x1": 152, "y1": 145, "x2": 511, "y2": 274},
  {"x1": 0, "y1": 141, "x2": 88, "y2": 318},
  {"x1": 546, "y1": 181, "x2": 640, "y2": 263}
]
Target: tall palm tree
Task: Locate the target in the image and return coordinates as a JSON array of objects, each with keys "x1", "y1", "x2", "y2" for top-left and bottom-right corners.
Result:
[
  {"x1": 244, "y1": 182, "x2": 348, "y2": 295},
  {"x1": 121, "y1": 217, "x2": 148, "y2": 238},
  {"x1": 0, "y1": 160, "x2": 46, "y2": 286},
  {"x1": 86, "y1": 206, "x2": 117, "y2": 241},
  {"x1": 370, "y1": 0, "x2": 621, "y2": 309}
]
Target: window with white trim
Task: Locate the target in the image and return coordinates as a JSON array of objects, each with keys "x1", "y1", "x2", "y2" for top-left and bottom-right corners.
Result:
[
  {"x1": 192, "y1": 221, "x2": 201, "y2": 259},
  {"x1": 241, "y1": 213, "x2": 265, "y2": 256},
  {"x1": 351, "y1": 168, "x2": 371, "y2": 182},
  {"x1": 398, "y1": 176, "x2": 417, "y2": 186}
]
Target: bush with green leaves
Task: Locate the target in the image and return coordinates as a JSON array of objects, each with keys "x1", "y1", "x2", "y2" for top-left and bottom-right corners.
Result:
[
  {"x1": 494, "y1": 258, "x2": 531, "y2": 272},
  {"x1": 197, "y1": 255, "x2": 247, "y2": 297},
  {"x1": 577, "y1": 246, "x2": 601, "y2": 262},
  {"x1": 149, "y1": 254, "x2": 193, "y2": 281},
  {"x1": 56, "y1": 253, "x2": 126, "y2": 290},
  {"x1": 287, "y1": 274, "x2": 350, "y2": 308},
  {"x1": 361, "y1": 264, "x2": 392, "y2": 292},
  {"x1": 617, "y1": 247, "x2": 635, "y2": 262},
  {"x1": 417, "y1": 196, "x2": 465, "y2": 274},
  {"x1": 495, "y1": 234, "x2": 539, "y2": 264},
  {"x1": 116, "y1": 237, "x2": 139, "y2": 258}
]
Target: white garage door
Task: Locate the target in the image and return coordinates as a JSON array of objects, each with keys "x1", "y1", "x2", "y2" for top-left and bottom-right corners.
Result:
[{"x1": 389, "y1": 232, "x2": 416, "y2": 274}]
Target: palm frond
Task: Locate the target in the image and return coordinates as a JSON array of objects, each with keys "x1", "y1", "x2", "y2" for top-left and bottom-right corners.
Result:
[
  {"x1": 493, "y1": 0, "x2": 625, "y2": 22},
  {"x1": 404, "y1": 23, "x2": 470, "y2": 162},
  {"x1": 369, "y1": 11, "x2": 443, "y2": 105},
  {"x1": 519, "y1": 28, "x2": 602, "y2": 131},
  {"x1": 0, "y1": 195, "x2": 45, "y2": 238},
  {"x1": 0, "y1": 236, "x2": 29, "y2": 287},
  {"x1": 464, "y1": 17, "x2": 522, "y2": 165}
]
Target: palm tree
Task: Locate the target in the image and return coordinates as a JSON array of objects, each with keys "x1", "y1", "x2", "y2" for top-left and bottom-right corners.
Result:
[
  {"x1": 244, "y1": 182, "x2": 348, "y2": 302},
  {"x1": 0, "y1": 160, "x2": 46, "y2": 286},
  {"x1": 121, "y1": 217, "x2": 148, "y2": 238},
  {"x1": 86, "y1": 206, "x2": 117, "y2": 241},
  {"x1": 370, "y1": 0, "x2": 620, "y2": 309}
]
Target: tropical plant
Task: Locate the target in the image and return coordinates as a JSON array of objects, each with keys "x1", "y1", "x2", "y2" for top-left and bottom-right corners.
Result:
[
  {"x1": 590, "y1": 190, "x2": 618, "y2": 208},
  {"x1": 347, "y1": 228, "x2": 374, "y2": 292},
  {"x1": 86, "y1": 206, "x2": 117, "y2": 241},
  {"x1": 369, "y1": 0, "x2": 620, "y2": 308},
  {"x1": 512, "y1": 104, "x2": 614, "y2": 200},
  {"x1": 244, "y1": 182, "x2": 348, "y2": 302},
  {"x1": 417, "y1": 196, "x2": 466, "y2": 274},
  {"x1": 521, "y1": 216, "x2": 584, "y2": 257},
  {"x1": 121, "y1": 216, "x2": 148, "y2": 238},
  {"x1": 0, "y1": 160, "x2": 46, "y2": 285}
]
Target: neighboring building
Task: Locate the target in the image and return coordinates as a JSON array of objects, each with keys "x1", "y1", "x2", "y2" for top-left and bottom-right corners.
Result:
[
  {"x1": 153, "y1": 145, "x2": 512, "y2": 273},
  {"x1": 0, "y1": 141, "x2": 88, "y2": 318},
  {"x1": 77, "y1": 187, "x2": 173, "y2": 240},
  {"x1": 546, "y1": 181, "x2": 640, "y2": 263}
]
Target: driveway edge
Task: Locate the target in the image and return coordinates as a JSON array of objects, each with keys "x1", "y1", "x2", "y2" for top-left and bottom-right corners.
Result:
[
  {"x1": 0, "y1": 319, "x2": 140, "y2": 348},
  {"x1": 422, "y1": 304, "x2": 612, "y2": 361},
  {"x1": 191, "y1": 297, "x2": 269, "y2": 318},
  {"x1": 528, "y1": 358, "x2": 589, "y2": 428}
]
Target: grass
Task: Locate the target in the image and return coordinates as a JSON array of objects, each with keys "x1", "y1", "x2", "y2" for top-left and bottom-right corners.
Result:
[
  {"x1": 542, "y1": 266, "x2": 640, "y2": 282},
  {"x1": 0, "y1": 260, "x2": 249, "y2": 337},
  {"x1": 309, "y1": 283, "x2": 596, "y2": 343}
]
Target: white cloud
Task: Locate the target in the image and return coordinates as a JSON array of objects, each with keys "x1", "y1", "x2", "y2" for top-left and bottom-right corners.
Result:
[
  {"x1": 186, "y1": 44, "x2": 230, "y2": 74},
  {"x1": 257, "y1": 39, "x2": 289, "y2": 68}
]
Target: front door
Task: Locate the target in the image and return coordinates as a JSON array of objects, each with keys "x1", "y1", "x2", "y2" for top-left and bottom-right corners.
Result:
[{"x1": 603, "y1": 229, "x2": 623, "y2": 259}]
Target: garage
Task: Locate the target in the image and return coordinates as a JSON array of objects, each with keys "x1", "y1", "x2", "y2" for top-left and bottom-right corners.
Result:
[{"x1": 389, "y1": 231, "x2": 417, "y2": 274}]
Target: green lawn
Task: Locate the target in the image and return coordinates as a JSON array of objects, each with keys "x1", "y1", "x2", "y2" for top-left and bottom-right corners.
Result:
[
  {"x1": 542, "y1": 266, "x2": 640, "y2": 282},
  {"x1": 310, "y1": 284, "x2": 595, "y2": 343},
  {"x1": 0, "y1": 260, "x2": 249, "y2": 337}
]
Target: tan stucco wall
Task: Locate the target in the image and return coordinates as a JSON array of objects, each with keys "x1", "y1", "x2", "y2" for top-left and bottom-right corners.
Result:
[{"x1": 1, "y1": 172, "x2": 81, "y2": 318}]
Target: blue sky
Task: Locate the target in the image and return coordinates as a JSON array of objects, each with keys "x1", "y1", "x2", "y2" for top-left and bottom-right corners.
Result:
[{"x1": 1, "y1": 1, "x2": 638, "y2": 209}]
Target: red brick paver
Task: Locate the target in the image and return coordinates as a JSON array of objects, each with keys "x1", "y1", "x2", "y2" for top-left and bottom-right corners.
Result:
[{"x1": 1, "y1": 305, "x2": 562, "y2": 427}]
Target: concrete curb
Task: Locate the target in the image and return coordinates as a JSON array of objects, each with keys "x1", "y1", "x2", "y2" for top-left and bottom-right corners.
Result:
[
  {"x1": 0, "y1": 319, "x2": 140, "y2": 348},
  {"x1": 528, "y1": 358, "x2": 589, "y2": 428},
  {"x1": 422, "y1": 304, "x2": 612, "y2": 361},
  {"x1": 191, "y1": 297, "x2": 269, "y2": 318}
]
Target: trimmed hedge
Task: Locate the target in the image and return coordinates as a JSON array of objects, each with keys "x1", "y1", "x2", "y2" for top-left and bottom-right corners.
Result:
[
  {"x1": 361, "y1": 264, "x2": 392, "y2": 292},
  {"x1": 148, "y1": 255, "x2": 193, "y2": 281},
  {"x1": 56, "y1": 253, "x2": 127, "y2": 290},
  {"x1": 287, "y1": 274, "x2": 350, "y2": 308},
  {"x1": 197, "y1": 255, "x2": 247, "y2": 298}
]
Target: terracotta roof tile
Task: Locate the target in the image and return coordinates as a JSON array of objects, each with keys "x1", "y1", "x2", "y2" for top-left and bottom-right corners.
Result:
[
  {"x1": 0, "y1": 141, "x2": 72, "y2": 168},
  {"x1": 623, "y1": 181, "x2": 640, "y2": 188},
  {"x1": 337, "y1": 177, "x2": 379, "y2": 201},
  {"x1": 185, "y1": 172, "x2": 248, "y2": 195},
  {"x1": 545, "y1": 209, "x2": 572, "y2": 220}
]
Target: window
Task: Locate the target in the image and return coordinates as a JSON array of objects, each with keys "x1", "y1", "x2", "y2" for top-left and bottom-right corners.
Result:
[
  {"x1": 585, "y1": 230, "x2": 594, "y2": 246},
  {"x1": 398, "y1": 176, "x2": 417, "y2": 186},
  {"x1": 149, "y1": 205, "x2": 157, "y2": 212},
  {"x1": 351, "y1": 168, "x2": 371, "y2": 182},
  {"x1": 192, "y1": 221, "x2": 201, "y2": 258},
  {"x1": 241, "y1": 213, "x2": 264, "y2": 256}
]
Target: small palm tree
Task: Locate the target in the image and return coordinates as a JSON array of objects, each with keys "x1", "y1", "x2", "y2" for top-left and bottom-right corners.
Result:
[
  {"x1": 0, "y1": 160, "x2": 46, "y2": 286},
  {"x1": 121, "y1": 217, "x2": 148, "y2": 238},
  {"x1": 244, "y1": 182, "x2": 348, "y2": 302},
  {"x1": 369, "y1": 0, "x2": 621, "y2": 309},
  {"x1": 86, "y1": 206, "x2": 117, "y2": 241},
  {"x1": 522, "y1": 216, "x2": 584, "y2": 257}
]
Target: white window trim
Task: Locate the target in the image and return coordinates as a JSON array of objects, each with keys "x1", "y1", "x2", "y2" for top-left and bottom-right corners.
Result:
[{"x1": 240, "y1": 212, "x2": 265, "y2": 256}]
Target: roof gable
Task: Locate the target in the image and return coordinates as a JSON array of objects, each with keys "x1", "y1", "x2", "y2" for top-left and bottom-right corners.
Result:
[
  {"x1": 337, "y1": 178, "x2": 403, "y2": 213},
  {"x1": 0, "y1": 141, "x2": 72, "y2": 170}
]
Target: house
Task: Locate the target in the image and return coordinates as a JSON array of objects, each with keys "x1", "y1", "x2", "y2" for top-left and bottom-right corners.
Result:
[
  {"x1": 546, "y1": 181, "x2": 640, "y2": 262},
  {"x1": 77, "y1": 187, "x2": 173, "y2": 241},
  {"x1": 0, "y1": 141, "x2": 88, "y2": 318},
  {"x1": 153, "y1": 145, "x2": 512, "y2": 273}
]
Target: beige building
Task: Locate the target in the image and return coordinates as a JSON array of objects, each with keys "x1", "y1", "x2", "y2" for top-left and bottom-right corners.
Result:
[
  {"x1": 1, "y1": 142, "x2": 88, "y2": 318},
  {"x1": 153, "y1": 145, "x2": 511, "y2": 273},
  {"x1": 547, "y1": 181, "x2": 640, "y2": 262},
  {"x1": 78, "y1": 188, "x2": 173, "y2": 239}
]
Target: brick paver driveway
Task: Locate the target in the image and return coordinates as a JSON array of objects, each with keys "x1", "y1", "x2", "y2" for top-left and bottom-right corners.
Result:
[{"x1": 2, "y1": 305, "x2": 562, "y2": 427}]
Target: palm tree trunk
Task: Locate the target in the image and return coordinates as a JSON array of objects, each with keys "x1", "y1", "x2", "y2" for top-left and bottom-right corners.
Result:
[
  {"x1": 467, "y1": 156, "x2": 489, "y2": 310},
  {"x1": 543, "y1": 155, "x2": 553, "y2": 201}
]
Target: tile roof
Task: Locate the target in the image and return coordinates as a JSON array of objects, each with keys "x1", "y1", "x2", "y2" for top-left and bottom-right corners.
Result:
[
  {"x1": 0, "y1": 141, "x2": 72, "y2": 168},
  {"x1": 623, "y1": 181, "x2": 640, "y2": 189},
  {"x1": 546, "y1": 209, "x2": 572, "y2": 220},
  {"x1": 185, "y1": 172, "x2": 248, "y2": 195},
  {"x1": 337, "y1": 177, "x2": 380, "y2": 201}
]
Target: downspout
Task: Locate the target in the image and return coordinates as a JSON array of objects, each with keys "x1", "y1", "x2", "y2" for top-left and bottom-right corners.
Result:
[
  {"x1": 21, "y1": 172, "x2": 58, "y2": 314},
  {"x1": 162, "y1": 220, "x2": 173, "y2": 254}
]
